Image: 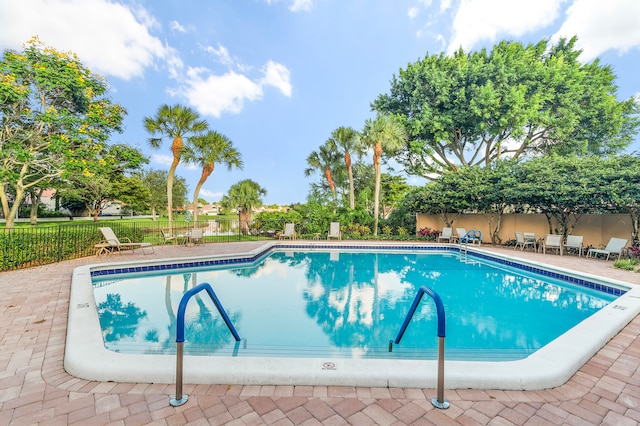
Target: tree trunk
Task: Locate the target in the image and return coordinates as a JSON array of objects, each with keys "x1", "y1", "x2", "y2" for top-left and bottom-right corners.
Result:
[
  {"x1": 239, "y1": 209, "x2": 251, "y2": 234},
  {"x1": 1, "y1": 183, "x2": 25, "y2": 229},
  {"x1": 29, "y1": 188, "x2": 43, "y2": 226},
  {"x1": 191, "y1": 163, "x2": 213, "y2": 228},
  {"x1": 167, "y1": 135, "x2": 184, "y2": 233},
  {"x1": 630, "y1": 210, "x2": 639, "y2": 246},
  {"x1": 345, "y1": 152, "x2": 355, "y2": 210},
  {"x1": 373, "y1": 142, "x2": 382, "y2": 236}
]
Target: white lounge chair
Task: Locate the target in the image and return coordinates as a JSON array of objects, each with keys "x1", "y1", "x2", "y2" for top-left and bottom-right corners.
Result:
[
  {"x1": 279, "y1": 223, "x2": 296, "y2": 240},
  {"x1": 564, "y1": 235, "x2": 584, "y2": 257},
  {"x1": 542, "y1": 234, "x2": 562, "y2": 255},
  {"x1": 97, "y1": 227, "x2": 154, "y2": 255},
  {"x1": 327, "y1": 222, "x2": 341, "y2": 240},
  {"x1": 438, "y1": 227, "x2": 453, "y2": 243},
  {"x1": 454, "y1": 228, "x2": 466, "y2": 243},
  {"x1": 514, "y1": 232, "x2": 537, "y2": 251},
  {"x1": 587, "y1": 237, "x2": 628, "y2": 260}
]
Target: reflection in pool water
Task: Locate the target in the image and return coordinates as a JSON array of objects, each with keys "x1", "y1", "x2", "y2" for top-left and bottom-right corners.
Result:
[{"x1": 92, "y1": 250, "x2": 616, "y2": 361}]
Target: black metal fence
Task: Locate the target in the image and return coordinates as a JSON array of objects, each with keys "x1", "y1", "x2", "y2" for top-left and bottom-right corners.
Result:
[{"x1": 0, "y1": 218, "x2": 264, "y2": 271}]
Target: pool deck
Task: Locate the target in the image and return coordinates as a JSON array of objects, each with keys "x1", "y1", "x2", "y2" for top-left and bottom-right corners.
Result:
[{"x1": 1, "y1": 242, "x2": 640, "y2": 425}]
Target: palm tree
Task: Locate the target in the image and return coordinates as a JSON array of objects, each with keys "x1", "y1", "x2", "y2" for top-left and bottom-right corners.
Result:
[
  {"x1": 361, "y1": 114, "x2": 407, "y2": 236},
  {"x1": 304, "y1": 142, "x2": 341, "y2": 207},
  {"x1": 329, "y1": 126, "x2": 361, "y2": 210},
  {"x1": 183, "y1": 131, "x2": 243, "y2": 227},
  {"x1": 144, "y1": 104, "x2": 208, "y2": 231},
  {"x1": 221, "y1": 179, "x2": 266, "y2": 234}
]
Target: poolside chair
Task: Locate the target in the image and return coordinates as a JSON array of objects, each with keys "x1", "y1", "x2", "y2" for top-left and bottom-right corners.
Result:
[
  {"x1": 564, "y1": 235, "x2": 584, "y2": 257},
  {"x1": 97, "y1": 227, "x2": 154, "y2": 255},
  {"x1": 541, "y1": 234, "x2": 562, "y2": 255},
  {"x1": 279, "y1": 223, "x2": 296, "y2": 240},
  {"x1": 188, "y1": 227, "x2": 204, "y2": 245},
  {"x1": 514, "y1": 232, "x2": 537, "y2": 251},
  {"x1": 587, "y1": 237, "x2": 628, "y2": 261},
  {"x1": 161, "y1": 229, "x2": 180, "y2": 245},
  {"x1": 327, "y1": 222, "x2": 341, "y2": 240},
  {"x1": 454, "y1": 228, "x2": 466, "y2": 243},
  {"x1": 438, "y1": 227, "x2": 453, "y2": 243}
]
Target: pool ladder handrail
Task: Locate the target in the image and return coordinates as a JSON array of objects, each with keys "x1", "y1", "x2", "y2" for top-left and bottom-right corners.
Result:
[
  {"x1": 459, "y1": 229, "x2": 482, "y2": 253},
  {"x1": 170, "y1": 283, "x2": 241, "y2": 407},
  {"x1": 389, "y1": 285, "x2": 450, "y2": 409}
]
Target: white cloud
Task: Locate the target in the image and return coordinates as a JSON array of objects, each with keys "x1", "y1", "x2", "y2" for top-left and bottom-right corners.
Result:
[
  {"x1": 408, "y1": 7, "x2": 419, "y2": 19},
  {"x1": 181, "y1": 68, "x2": 264, "y2": 118},
  {"x1": 0, "y1": 0, "x2": 171, "y2": 80},
  {"x1": 261, "y1": 61, "x2": 293, "y2": 97},
  {"x1": 170, "y1": 20, "x2": 187, "y2": 33},
  {"x1": 171, "y1": 58, "x2": 292, "y2": 118},
  {"x1": 199, "y1": 189, "x2": 224, "y2": 200},
  {"x1": 552, "y1": 0, "x2": 640, "y2": 61},
  {"x1": 205, "y1": 43, "x2": 235, "y2": 67},
  {"x1": 151, "y1": 153, "x2": 173, "y2": 166},
  {"x1": 446, "y1": 0, "x2": 564, "y2": 54},
  {"x1": 290, "y1": 0, "x2": 313, "y2": 12},
  {"x1": 264, "y1": 0, "x2": 313, "y2": 12}
]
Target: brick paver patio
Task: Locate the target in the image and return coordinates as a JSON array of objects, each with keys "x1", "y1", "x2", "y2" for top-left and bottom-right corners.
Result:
[{"x1": 1, "y1": 242, "x2": 639, "y2": 425}]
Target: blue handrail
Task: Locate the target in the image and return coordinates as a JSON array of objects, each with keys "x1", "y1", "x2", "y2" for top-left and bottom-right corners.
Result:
[
  {"x1": 391, "y1": 285, "x2": 450, "y2": 409},
  {"x1": 171, "y1": 283, "x2": 240, "y2": 407},
  {"x1": 175, "y1": 283, "x2": 241, "y2": 342},
  {"x1": 394, "y1": 286, "x2": 445, "y2": 343},
  {"x1": 460, "y1": 229, "x2": 482, "y2": 244}
]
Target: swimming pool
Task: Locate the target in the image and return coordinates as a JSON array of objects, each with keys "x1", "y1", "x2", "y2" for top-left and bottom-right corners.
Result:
[
  {"x1": 66, "y1": 241, "x2": 640, "y2": 390},
  {"x1": 90, "y1": 249, "x2": 616, "y2": 361}
]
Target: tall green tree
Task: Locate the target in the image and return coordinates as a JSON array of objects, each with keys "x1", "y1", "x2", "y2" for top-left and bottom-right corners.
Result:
[
  {"x1": 221, "y1": 179, "x2": 266, "y2": 234},
  {"x1": 143, "y1": 104, "x2": 207, "y2": 231},
  {"x1": 513, "y1": 155, "x2": 604, "y2": 237},
  {"x1": 138, "y1": 169, "x2": 188, "y2": 220},
  {"x1": 379, "y1": 173, "x2": 409, "y2": 219},
  {"x1": 361, "y1": 114, "x2": 407, "y2": 235},
  {"x1": 606, "y1": 156, "x2": 640, "y2": 244},
  {"x1": 328, "y1": 126, "x2": 362, "y2": 210},
  {"x1": 0, "y1": 37, "x2": 126, "y2": 228},
  {"x1": 304, "y1": 142, "x2": 341, "y2": 207},
  {"x1": 183, "y1": 130, "x2": 243, "y2": 226},
  {"x1": 60, "y1": 144, "x2": 147, "y2": 221},
  {"x1": 373, "y1": 37, "x2": 639, "y2": 178}
]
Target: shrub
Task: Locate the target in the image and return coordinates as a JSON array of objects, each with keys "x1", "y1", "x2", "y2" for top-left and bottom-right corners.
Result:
[
  {"x1": 613, "y1": 258, "x2": 640, "y2": 271},
  {"x1": 417, "y1": 227, "x2": 438, "y2": 241}
]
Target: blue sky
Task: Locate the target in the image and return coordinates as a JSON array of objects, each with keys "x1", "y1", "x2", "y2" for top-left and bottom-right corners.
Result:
[{"x1": 1, "y1": 0, "x2": 639, "y2": 205}]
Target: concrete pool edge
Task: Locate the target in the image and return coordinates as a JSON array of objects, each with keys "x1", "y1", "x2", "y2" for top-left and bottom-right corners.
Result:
[{"x1": 65, "y1": 242, "x2": 640, "y2": 390}]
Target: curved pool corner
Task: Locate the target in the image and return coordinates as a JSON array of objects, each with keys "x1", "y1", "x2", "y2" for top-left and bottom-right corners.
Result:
[{"x1": 65, "y1": 242, "x2": 640, "y2": 390}]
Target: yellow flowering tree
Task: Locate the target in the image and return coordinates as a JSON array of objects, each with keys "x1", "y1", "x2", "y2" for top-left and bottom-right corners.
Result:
[
  {"x1": 0, "y1": 37, "x2": 126, "y2": 228},
  {"x1": 59, "y1": 144, "x2": 148, "y2": 221}
]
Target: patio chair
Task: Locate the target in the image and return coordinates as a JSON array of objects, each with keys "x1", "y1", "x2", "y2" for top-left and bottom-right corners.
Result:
[
  {"x1": 542, "y1": 234, "x2": 563, "y2": 255},
  {"x1": 564, "y1": 235, "x2": 584, "y2": 257},
  {"x1": 97, "y1": 227, "x2": 154, "y2": 255},
  {"x1": 279, "y1": 223, "x2": 297, "y2": 240},
  {"x1": 161, "y1": 229, "x2": 181, "y2": 245},
  {"x1": 438, "y1": 227, "x2": 453, "y2": 243},
  {"x1": 587, "y1": 237, "x2": 628, "y2": 261},
  {"x1": 327, "y1": 222, "x2": 341, "y2": 240},
  {"x1": 454, "y1": 228, "x2": 466, "y2": 243},
  {"x1": 514, "y1": 232, "x2": 537, "y2": 251},
  {"x1": 189, "y1": 227, "x2": 204, "y2": 245}
]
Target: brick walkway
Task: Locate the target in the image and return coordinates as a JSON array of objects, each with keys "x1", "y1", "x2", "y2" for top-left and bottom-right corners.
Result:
[{"x1": 1, "y1": 242, "x2": 639, "y2": 425}]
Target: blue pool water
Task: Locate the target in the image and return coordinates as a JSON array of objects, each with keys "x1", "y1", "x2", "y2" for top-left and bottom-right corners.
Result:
[{"x1": 92, "y1": 249, "x2": 618, "y2": 361}]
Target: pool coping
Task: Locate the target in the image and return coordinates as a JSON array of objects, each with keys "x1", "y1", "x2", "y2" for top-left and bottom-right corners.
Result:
[{"x1": 65, "y1": 241, "x2": 640, "y2": 390}]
